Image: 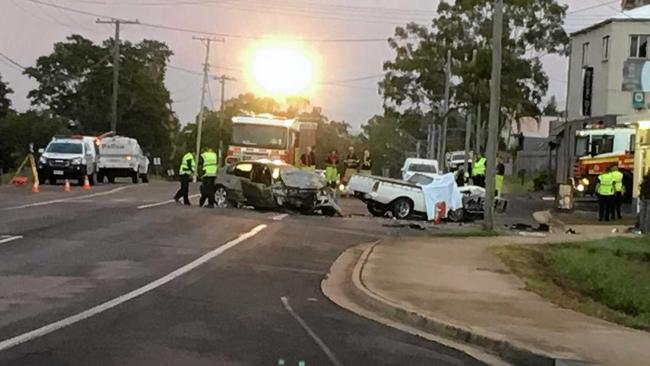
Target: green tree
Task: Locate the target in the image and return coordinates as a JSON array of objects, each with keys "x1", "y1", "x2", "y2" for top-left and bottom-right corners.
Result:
[
  {"x1": 24, "y1": 35, "x2": 179, "y2": 161},
  {"x1": 542, "y1": 96, "x2": 561, "y2": 116},
  {"x1": 0, "y1": 73, "x2": 12, "y2": 119},
  {"x1": 380, "y1": 0, "x2": 569, "y2": 150}
]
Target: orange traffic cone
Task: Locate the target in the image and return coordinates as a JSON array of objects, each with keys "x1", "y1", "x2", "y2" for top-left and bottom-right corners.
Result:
[
  {"x1": 83, "y1": 175, "x2": 91, "y2": 190},
  {"x1": 63, "y1": 179, "x2": 71, "y2": 193},
  {"x1": 31, "y1": 179, "x2": 39, "y2": 193}
]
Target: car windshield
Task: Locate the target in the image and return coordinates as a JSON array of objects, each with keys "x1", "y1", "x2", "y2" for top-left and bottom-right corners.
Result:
[
  {"x1": 451, "y1": 153, "x2": 468, "y2": 161},
  {"x1": 409, "y1": 163, "x2": 437, "y2": 173},
  {"x1": 232, "y1": 124, "x2": 288, "y2": 150},
  {"x1": 407, "y1": 173, "x2": 434, "y2": 185},
  {"x1": 46, "y1": 142, "x2": 82, "y2": 154}
]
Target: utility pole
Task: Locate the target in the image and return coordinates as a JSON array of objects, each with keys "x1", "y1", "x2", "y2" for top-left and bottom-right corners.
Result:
[
  {"x1": 215, "y1": 74, "x2": 236, "y2": 165},
  {"x1": 96, "y1": 18, "x2": 139, "y2": 133},
  {"x1": 484, "y1": 0, "x2": 503, "y2": 231},
  {"x1": 464, "y1": 111, "x2": 472, "y2": 174},
  {"x1": 439, "y1": 49, "x2": 452, "y2": 171},
  {"x1": 476, "y1": 104, "x2": 482, "y2": 154},
  {"x1": 192, "y1": 36, "x2": 224, "y2": 182}
]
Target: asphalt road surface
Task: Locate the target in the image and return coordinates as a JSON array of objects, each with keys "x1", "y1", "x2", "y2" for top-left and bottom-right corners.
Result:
[{"x1": 0, "y1": 181, "x2": 483, "y2": 366}]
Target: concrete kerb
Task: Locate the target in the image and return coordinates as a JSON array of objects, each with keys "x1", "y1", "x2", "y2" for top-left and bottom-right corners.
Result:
[{"x1": 347, "y1": 241, "x2": 589, "y2": 366}]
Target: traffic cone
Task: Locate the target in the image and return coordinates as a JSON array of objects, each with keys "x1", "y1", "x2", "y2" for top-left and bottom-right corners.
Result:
[
  {"x1": 83, "y1": 175, "x2": 91, "y2": 190},
  {"x1": 63, "y1": 179, "x2": 71, "y2": 193},
  {"x1": 31, "y1": 179, "x2": 39, "y2": 193}
]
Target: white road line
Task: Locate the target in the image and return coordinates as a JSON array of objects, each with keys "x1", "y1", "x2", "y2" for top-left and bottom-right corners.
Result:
[
  {"x1": 280, "y1": 296, "x2": 344, "y2": 366},
  {"x1": 0, "y1": 224, "x2": 267, "y2": 352},
  {"x1": 0, "y1": 235, "x2": 23, "y2": 245},
  {"x1": 2, "y1": 186, "x2": 132, "y2": 210},
  {"x1": 137, "y1": 194, "x2": 200, "y2": 209},
  {"x1": 272, "y1": 213, "x2": 289, "y2": 221}
]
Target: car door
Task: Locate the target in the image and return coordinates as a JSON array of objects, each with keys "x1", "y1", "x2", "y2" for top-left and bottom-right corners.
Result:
[
  {"x1": 241, "y1": 163, "x2": 277, "y2": 208},
  {"x1": 221, "y1": 162, "x2": 252, "y2": 203}
]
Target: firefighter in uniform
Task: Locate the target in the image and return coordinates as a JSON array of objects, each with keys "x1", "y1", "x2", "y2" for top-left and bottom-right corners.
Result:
[
  {"x1": 610, "y1": 165, "x2": 624, "y2": 220},
  {"x1": 198, "y1": 147, "x2": 218, "y2": 208},
  {"x1": 174, "y1": 151, "x2": 195, "y2": 205},
  {"x1": 472, "y1": 154, "x2": 487, "y2": 187},
  {"x1": 596, "y1": 167, "x2": 615, "y2": 222}
]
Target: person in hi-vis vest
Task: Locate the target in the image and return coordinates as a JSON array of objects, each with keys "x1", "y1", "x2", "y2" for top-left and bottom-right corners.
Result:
[
  {"x1": 174, "y1": 151, "x2": 195, "y2": 206},
  {"x1": 198, "y1": 148, "x2": 218, "y2": 208}
]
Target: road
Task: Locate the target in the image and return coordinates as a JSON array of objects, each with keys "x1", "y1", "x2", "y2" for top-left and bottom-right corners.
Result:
[{"x1": 0, "y1": 181, "x2": 483, "y2": 366}]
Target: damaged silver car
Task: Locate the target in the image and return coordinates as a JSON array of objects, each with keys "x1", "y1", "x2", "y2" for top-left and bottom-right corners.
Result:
[{"x1": 214, "y1": 160, "x2": 342, "y2": 216}]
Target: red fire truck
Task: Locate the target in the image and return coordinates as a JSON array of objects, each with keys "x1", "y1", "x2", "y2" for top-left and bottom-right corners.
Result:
[
  {"x1": 573, "y1": 126, "x2": 635, "y2": 200},
  {"x1": 226, "y1": 114, "x2": 316, "y2": 165}
]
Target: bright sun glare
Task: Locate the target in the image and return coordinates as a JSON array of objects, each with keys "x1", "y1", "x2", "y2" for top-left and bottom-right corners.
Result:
[{"x1": 246, "y1": 41, "x2": 318, "y2": 97}]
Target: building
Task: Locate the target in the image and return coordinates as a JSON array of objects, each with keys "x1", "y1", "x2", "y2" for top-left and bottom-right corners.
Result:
[
  {"x1": 505, "y1": 116, "x2": 559, "y2": 175},
  {"x1": 556, "y1": 5, "x2": 650, "y2": 186}
]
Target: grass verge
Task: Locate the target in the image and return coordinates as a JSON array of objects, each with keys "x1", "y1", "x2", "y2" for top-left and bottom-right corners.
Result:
[{"x1": 494, "y1": 237, "x2": 650, "y2": 331}]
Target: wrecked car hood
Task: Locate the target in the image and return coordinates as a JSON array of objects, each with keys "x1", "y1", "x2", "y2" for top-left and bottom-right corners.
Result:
[{"x1": 280, "y1": 170, "x2": 327, "y2": 189}]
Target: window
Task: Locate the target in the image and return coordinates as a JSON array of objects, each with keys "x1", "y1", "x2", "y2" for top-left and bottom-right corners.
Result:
[
  {"x1": 591, "y1": 135, "x2": 614, "y2": 155},
  {"x1": 582, "y1": 42, "x2": 590, "y2": 65},
  {"x1": 602, "y1": 36, "x2": 610, "y2": 61},
  {"x1": 233, "y1": 163, "x2": 253, "y2": 179},
  {"x1": 630, "y1": 35, "x2": 650, "y2": 58},
  {"x1": 575, "y1": 135, "x2": 589, "y2": 157}
]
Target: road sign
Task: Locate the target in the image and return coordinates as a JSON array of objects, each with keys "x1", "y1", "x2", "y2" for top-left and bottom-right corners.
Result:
[
  {"x1": 633, "y1": 91, "x2": 645, "y2": 109},
  {"x1": 153, "y1": 157, "x2": 161, "y2": 166}
]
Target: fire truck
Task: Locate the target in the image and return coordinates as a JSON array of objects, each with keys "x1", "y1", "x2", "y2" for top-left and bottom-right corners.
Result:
[
  {"x1": 573, "y1": 126, "x2": 635, "y2": 200},
  {"x1": 226, "y1": 114, "x2": 316, "y2": 165}
]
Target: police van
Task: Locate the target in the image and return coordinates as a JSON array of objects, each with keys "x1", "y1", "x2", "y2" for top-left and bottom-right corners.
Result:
[
  {"x1": 38, "y1": 136, "x2": 99, "y2": 185},
  {"x1": 97, "y1": 136, "x2": 149, "y2": 184}
]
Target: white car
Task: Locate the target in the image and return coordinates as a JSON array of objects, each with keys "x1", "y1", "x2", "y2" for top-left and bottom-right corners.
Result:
[
  {"x1": 446, "y1": 151, "x2": 473, "y2": 171},
  {"x1": 349, "y1": 173, "x2": 507, "y2": 221},
  {"x1": 38, "y1": 136, "x2": 99, "y2": 186},
  {"x1": 348, "y1": 174, "x2": 429, "y2": 219},
  {"x1": 401, "y1": 158, "x2": 439, "y2": 181},
  {"x1": 97, "y1": 136, "x2": 149, "y2": 184}
]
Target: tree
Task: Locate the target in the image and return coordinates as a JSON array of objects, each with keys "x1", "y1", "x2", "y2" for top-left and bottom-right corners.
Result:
[
  {"x1": 24, "y1": 35, "x2": 179, "y2": 161},
  {"x1": 0, "y1": 73, "x2": 12, "y2": 119},
  {"x1": 542, "y1": 96, "x2": 561, "y2": 116},
  {"x1": 380, "y1": 0, "x2": 569, "y2": 151}
]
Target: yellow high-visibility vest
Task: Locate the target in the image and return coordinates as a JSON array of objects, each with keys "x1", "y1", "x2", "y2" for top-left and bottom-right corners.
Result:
[{"x1": 597, "y1": 172, "x2": 614, "y2": 196}]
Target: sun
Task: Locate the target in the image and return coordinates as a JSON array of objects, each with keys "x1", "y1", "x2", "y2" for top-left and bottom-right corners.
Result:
[{"x1": 245, "y1": 41, "x2": 318, "y2": 97}]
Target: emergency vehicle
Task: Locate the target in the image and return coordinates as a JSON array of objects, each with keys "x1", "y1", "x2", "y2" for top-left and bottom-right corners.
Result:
[
  {"x1": 573, "y1": 126, "x2": 635, "y2": 200},
  {"x1": 226, "y1": 114, "x2": 316, "y2": 165}
]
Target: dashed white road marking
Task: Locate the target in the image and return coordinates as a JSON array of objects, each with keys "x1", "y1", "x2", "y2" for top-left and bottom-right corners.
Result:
[
  {"x1": 272, "y1": 213, "x2": 289, "y2": 221},
  {"x1": 2, "y1": 186, "x2": 132, "y2": 210},
  {"x1": 0, "y1": 235, "x2": 23, "y2": 245},
  {"x1": 281, "y1": 296, "x2": 344, "y2": 366},
  {"x1": 0, "y1": 224, "x2": 267, "y2": 352},
  {"x1": 137, "y1": 194, "x2": 200, "y2": 209}
]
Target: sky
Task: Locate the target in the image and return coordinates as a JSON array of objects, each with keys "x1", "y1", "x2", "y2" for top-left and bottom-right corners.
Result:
[{"x1": 0, "y1": 0, "x2": 623, "y2": 131}]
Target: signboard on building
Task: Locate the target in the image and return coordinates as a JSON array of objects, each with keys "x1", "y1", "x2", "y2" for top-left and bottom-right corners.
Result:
[
  {"x1": 622, "y1": 59, "x2": 650, "y2": 91},
  {"x1": 582, "y1": 67, "x2": 594, "y2": 116}
]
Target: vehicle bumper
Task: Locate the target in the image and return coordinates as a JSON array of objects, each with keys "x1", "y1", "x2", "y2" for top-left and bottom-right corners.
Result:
[
  {"x1": 38, "y1": 164, "x2": 86, "y2": 180},
  {"x1": 98, "y1": 167, "x2": 137, "y2": 177}
]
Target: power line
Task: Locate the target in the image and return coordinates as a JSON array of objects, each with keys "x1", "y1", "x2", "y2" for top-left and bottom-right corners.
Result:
[
  {"x1": 566, "y1": 0, "x2": 618, "y2": 15},
  {"x1": 0, "y1": 52, "x2": 26, "y2": 70},
  {"x1": 24, "y1": 0, "x2": 395, "y2": 43}
]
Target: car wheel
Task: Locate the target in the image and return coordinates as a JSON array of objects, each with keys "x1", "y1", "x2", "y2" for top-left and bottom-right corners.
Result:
[
  {"x1": 321, "y1": 207, "x2": 339, "y2": 217},
  {"x1": 391, "y1": 197, "x2": 413, "y2": 220},
  {"x1": 215, "y1": 185, "x2": 229, "y2": 208},
  {"x1": 367, "y1": 201, "x2": 387, "y2": 217},
  {"x1": 447, "y1": 208, "x2": 466, "y2": 222},
  {"x1": 141, "y1": 173, "x2": 149, "y2": 183}
]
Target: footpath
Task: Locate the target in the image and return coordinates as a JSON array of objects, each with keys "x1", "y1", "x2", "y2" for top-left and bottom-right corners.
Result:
[{"x1": 323, "y1": 226, "x2": 650, "y2": 366}]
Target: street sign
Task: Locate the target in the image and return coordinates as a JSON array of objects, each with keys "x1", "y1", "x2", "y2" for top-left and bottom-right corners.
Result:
[
  {"x1": 153, "y1": 157, "x2": 161, "y2": 166},
  {"x1": 633, "y1": 91, "x2": 645, "y2": 109}
]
